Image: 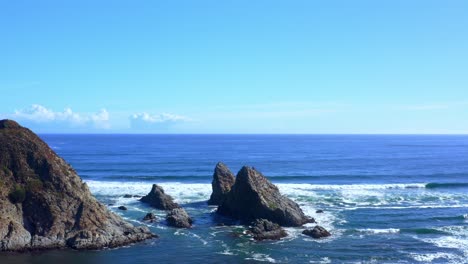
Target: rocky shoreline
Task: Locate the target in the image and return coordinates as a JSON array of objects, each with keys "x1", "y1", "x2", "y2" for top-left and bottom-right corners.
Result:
[
  {"x1": 212, "y1": 162, "x2": 330, "y2": 240},
  {"x1": 0, "y1": 119, "x2": 330, "y2": 252},
  {"x1": 129, "y1": 162, "x2": 331, "y2": 241},
  {"x1": 0, "y1": 120, "x2": 156, "y2": 252}
]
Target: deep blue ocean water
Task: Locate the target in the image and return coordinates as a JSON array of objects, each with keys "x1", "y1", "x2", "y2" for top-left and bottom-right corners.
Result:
[{"x1": 1, "y1": 135, "x2": 467, "y2": 263}]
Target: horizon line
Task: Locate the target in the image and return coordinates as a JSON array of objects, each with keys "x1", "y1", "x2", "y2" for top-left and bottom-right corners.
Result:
[{"x1": 37, "y1": 133, "x2": 468, "y2": 136}]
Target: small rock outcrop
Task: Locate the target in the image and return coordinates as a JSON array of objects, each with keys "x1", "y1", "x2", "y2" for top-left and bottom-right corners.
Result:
[
  {"x1": 249, "y1": 219, "x2": 287, "y2": 241},
  {"x1": 0, "y1": 119, "x2": 155, "y2": 251},
  {"x1": 166, "y1": 208, "x2": 193, "y2": 228},
  {"x1": 302, "y1": 226, "x2": 331, "y2": 239},
  {"x1": 207, "y1": 162, "x2": 235, "y2": 205},
  {"x1": 217, "y1": 166, "x2": 313, "y2": 226},
  {"x1": 140, "y1": 184, "x2": 179, "y2": 210},
  {"x1": 143, "y1": 213, "x2": 157, "y2": 222},
  {"x1": 118, "y1": 206, "x2": 128, "y2": 210}
]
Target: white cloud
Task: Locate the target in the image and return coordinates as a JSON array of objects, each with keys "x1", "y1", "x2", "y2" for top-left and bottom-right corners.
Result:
[
  {"x1": 90, "y1": 109, "x2": 110, "y2": 128},
  {"x1": 130, "y1": 112, "x2": 190, "y2": 123},
  {"x1": 129, "y1": 112, "x2": 190, "y2": 131},
  {"x1": 9, "y1": 104, "x2": 110, "y2": 129}
]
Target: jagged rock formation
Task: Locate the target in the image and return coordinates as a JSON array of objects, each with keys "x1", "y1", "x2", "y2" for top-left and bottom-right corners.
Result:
[
  {"x1": 140, "y1": 184, "x2": 179, "y2": 210},
  {"x1": 302, "y1": 226, "x2": 331, "y2": 239},
  {"x1": 140, "y1": 184, "x2": 194, "y2": 228},
  {"x1": 143, "y1": 213, "x2": 157, "y2": 223},
  {"x1": 248, "y1": 219, "x2": 287, "y2": 241},
  {"x1": 207, "y1": 162, "x2": 235, "y2": 205},
  {"x1": 0, "y1": 119, "x2": 156, "y2": 251},
  {"x1": 166, "y1": 208, "x2": 192, "y2": 228},
  {"x1": 217, "y1": 166, "x2": 313, "y2": 227}
]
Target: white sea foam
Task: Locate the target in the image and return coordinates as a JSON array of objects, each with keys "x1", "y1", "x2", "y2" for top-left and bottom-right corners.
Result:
[
  {"x1": 425, "y1": 236, "x2": 468, "y2": 251},
  {"x1": 309, "y1": 257, "x2": 332, "y2": 264},
  {"x1": 86, "y1": 180, "x2": 468, "y2": 215},
  {"x1": 356, "y1": 228, "x2": 400, "y2": 235},
  {"x1": 276, "y1": 184, "x2": 319, "y2": 198},
  {"x1": 278, "y1": 183, "x2": 427, "y2": 191},
  {"x1": 86, "y1": 180, "x2": 211, "y2": 204},
  {"x1": 277, "y1": 182, "x2": 468, "y2": 211},
  {"x1": 217, "y1": 249, "x2": 235, "y2": 256},
  {"x1": 245, "y1": 253, "x2": 277, "y2": 263},
  {"x1": 409, "y1": 252, "x2": 460, "y2": 263},
  {"x1": 413, "y1": 225, "x2": 468, "y2": 263},
  {"x1": 300, "y1": 205, "x2": 337, "y2": 231},
  {"x1": 344, "y1": 204, "x2": 468, "y2": 210},
  {"x1": 435, "y1": 225, "x2": 468, "y2": 236}
]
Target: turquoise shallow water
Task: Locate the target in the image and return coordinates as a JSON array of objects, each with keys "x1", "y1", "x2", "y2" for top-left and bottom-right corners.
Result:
[{"x1": 1, "y1": 135, "x2": 467, "y2": 263}]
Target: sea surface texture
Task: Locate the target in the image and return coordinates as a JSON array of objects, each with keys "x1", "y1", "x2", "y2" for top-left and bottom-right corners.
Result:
[{"x1": 1, "y1": 135, "x2": 467, "y2": 263}]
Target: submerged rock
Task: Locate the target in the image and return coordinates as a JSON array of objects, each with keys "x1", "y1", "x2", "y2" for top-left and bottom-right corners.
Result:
[
  {"x1": 0, "y1": 119, "x2": 156, "y2": 251},
  {"x1": 217, "y1": 166, "x2": 313, "y2": 226},
  {"x1": 316, "y1": 210, "x2": 324, "y2": 213},
  {"x1": 166, "y1": 208, "x2": 193, "y2": 228},
  {"x1": 118, "y1": 206, "x2": 128, "y2": 210},
  {"x1": 249, "y1": 219, "x2": 288, "y2": 241},
  {"x1": 208, "y1": 162, "x2": 235, "y2": 205},
  {"x1": 140, "y1": 184, "x2": 179, "y2": 210},
  {"x1": 123, "y1": 194, "x2": 133, "y2": 198},
  {"x1": 143, "y1": 213, "x2": 157, "y2": 222},
  {"x1": 302, "y1": 226, "x2": 331, "y2": 239}
]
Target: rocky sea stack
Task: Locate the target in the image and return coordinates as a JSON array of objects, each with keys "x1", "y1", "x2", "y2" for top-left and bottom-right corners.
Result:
[
  {"x1": 207, "y1": 162, "x2": 235, "y2": 205},
  {"x1": 0, "y1": 120, "x2": 155, "y2": 251},
  {"x1": 217, "y1": 166, "x2": 313, "y2": 227},
  {"x1": 249, "y1": 219, "x2": 287, "y2": 241},
  {"x1": 166, "y1": 208, "x2": 193, "y2": 228},
  {"x1": 302, "y1": 226, "x2": 331, "y2": 239},
  {"x1": 140, "y1": 184, "x2": 180, "y2": 210}
]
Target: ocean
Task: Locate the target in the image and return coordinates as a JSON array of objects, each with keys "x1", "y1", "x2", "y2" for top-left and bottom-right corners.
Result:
[{"x1": 1, "y1": 135, "x2": 467, "y2": 263}]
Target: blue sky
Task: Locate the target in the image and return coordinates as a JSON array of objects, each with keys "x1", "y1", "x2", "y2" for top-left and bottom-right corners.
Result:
[{"x1": 0, "y1": 0, "x2": 467, "y2": 133}]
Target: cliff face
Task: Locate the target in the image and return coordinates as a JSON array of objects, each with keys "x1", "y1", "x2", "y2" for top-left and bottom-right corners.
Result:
[
  {"x1": 0, "y1": 120, "x2": 155, "y2": 251},
  {"x1": 140, "y1": 184, "x2": 180, "y2": 210},
  {"x1": 217, "y1": 166, "x2": 313, "y2": 227},
  {"x1": 207, "y1": 162, "x2": 235, "y2": 205}
]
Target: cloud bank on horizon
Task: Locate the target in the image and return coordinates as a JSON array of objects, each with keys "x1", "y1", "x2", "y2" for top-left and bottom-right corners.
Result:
[
  {"x1": 1, "y1": 101, "x2": 467, "y2": 134},
  {"x1": 129, "y1": 112, "x2": 191, "y2": 131},
  {"x1": 11, "y1": 104, "x2": 110, "y2": 128},
  {"x1": 0, "y1": 104, "x2": 190, "y2": 133}
]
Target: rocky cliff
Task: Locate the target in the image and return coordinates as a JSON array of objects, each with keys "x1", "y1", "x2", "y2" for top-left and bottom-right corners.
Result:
[
  {"x1": 140, "y1": 184, "x2": 179, "y2": 210},
  {"x1": 0, "y1": 120, "x2": 155, "y2": 251},
  {"x1": 207, "y1": 162, "x2": 235, "y2": 205},
  {"x1": 217, "y1": 166, "x2": 313, "y2": 226}
]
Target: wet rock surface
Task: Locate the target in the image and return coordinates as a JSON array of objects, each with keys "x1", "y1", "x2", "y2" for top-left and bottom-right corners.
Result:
[
  {"x1": 217, "y1": 166, "x2": 313, "y2": 226},
  {"x1": 208, "y1": 162, "x2": 235, "y2": 205},
  {"x1": 0, "y1": 119, "x2": 156, "y2": 251},
  {"x1": 166, "y1": 208, "x2": 193, "y2": 228},
  {"x1": 249, "y1": 219, "x2": 288, "y2": 241},
  {"x1": 143, "y1": 213, "x2": 157, "y2": 222},
  {"x1": 140, "y1": 184, "x2": 179, "y2": 210},
  {"x1": 302, "y1": 226, "x2": 331, "y2": 239}
]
